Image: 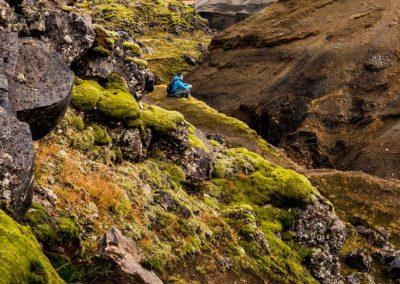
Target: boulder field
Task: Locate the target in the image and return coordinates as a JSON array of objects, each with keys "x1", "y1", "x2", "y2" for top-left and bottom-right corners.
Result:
[{"x1": 189, "y1": 0, "x2": 400, "y2": 179}]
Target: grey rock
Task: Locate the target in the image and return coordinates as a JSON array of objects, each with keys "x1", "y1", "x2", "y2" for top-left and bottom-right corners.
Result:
[
  {"x1": 388, "y1": 257, "x2": 400, "y2": 279},
  {"x1": 98, "y1": 227, "x2": 163, "y2": 284},
  {"x1": 45, "y1": 12, "x2": 95, "y2": 64},
  {"x1": 344, "y1": 250, "x2": 373, "y2": 272},
  {"x1": 364, "y1": 54, "x2": 389, "y2": 72},
  {"x1": 0, "y1": 107, "x2": 34, "y2": 218},
  {"x1": 308, "y1": 248, "x2": 343, "y2": 284},
  {"x1": 294, "y1": 196, "x2": 346, "y2": 282},
  {"x1": 116, "y1": 129, "x2": 147, "y2": 162},
  {"x1": 356, "y1": 225, "x2": 389, "y2": 247},
  {"x1": 0, "y1": 30, "x2": 19, "y2": 77},
  {"x1": 181, "y1": 146, "x2": 214, "y2": 180},
  {"x1": 8, "y1": 38, "x2": 74, "y2": 140}
]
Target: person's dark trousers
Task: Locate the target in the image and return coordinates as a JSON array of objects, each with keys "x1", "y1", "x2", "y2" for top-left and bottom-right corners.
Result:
[{"x1": 175, "y1": 89, "x2": 190, "y2": 98}]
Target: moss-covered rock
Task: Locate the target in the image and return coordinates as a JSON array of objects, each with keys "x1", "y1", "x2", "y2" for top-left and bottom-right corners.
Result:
[
  {"x1": 122, "y1": 41, "x2": 142, "y2": 56},
  {"x1": 140, "y1": 104, "x2": 184, "y2": 134},
  {"x1": 124, "y1": 56, "x2": 148, "y2": 67},
  {"x1": 25, "y1": 204, "x2": 80, "y2": 251},
  {"x1": 92, "y1": 125, "x2": 112, "y2": 146},
  {"x1": 0, "y1": 209, "x2": 63, "y2": 283},
  {"x1": 71, "y1": 79, "x2": 140, "y2": 121}
]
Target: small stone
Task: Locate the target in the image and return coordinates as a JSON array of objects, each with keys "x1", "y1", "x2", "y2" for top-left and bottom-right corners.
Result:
[
  {"x1": 97, "y1": 228, "x2": 163, "y2": 284},
  {"x1": 16, "y1": 73, "x2": 26, "y2": 83},
  {"x1": 364, "y1": 55, "x2": 389, "y2": 72}
]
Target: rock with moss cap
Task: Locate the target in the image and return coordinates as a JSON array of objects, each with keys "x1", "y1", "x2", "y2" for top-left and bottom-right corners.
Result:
[{"x1": 72, "y1": 25, "x2": 154, "y2": 100}]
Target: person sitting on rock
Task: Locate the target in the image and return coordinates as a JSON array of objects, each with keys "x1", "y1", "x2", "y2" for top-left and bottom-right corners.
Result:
[{"x1": 167, "y1": 71, "x2": 192, "y2": 98}]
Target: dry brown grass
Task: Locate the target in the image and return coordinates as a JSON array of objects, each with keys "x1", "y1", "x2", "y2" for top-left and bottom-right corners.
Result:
[{"x1": 58, "y1": 156, "x2": 127, "y2": 217}]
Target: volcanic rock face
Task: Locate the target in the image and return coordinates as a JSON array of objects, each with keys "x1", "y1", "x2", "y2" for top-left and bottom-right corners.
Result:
[
  {"x1": 189, "y1": 0, "x2": 400, "y2": 179},
  {"x1": 0, "y1": 0, "x2": 94, "y2": 217},
  {"x1": 194, "y1": 0, "x2": 277, "y2": 30}
]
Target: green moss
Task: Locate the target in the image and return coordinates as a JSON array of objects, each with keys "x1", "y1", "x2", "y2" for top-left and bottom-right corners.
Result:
[
  {"x1": 71, "y1": 80, "x2": 103, "y2": 111},
  {"x1": 65, "y1": 112, "x2": 85, "y2": 131},
  {"x1": 72, "y1": 130, "x2": 95, "y2": 151},
  {"x1": 124, "y1": 56, "x2": 148, "y2": 67},
  {"x1": 93, "y1": 46, "x2": 111, "y2": 57},
  {"x1": 122, "y1": 41, "x2": 142, "y2": 56},
  {"x1": 106, "y1": 73, "x2": 129, "y2": 92},
  {"x1": 188, "y1": 133, "x2": 207, "y2": 150},
  {"x1": 0, "y1": 209, "x2": 63, "y2": 283},
  {"x1": 72, "y1": 80, "x2": 140, "y2": 121},
  {"x1": 140, "y1": 104, "x2": 184, "y2": 134},
  {"x1": 98, "y1": 89, "x2": 140, "y2": 120},
  {"x1": 25, "y1": 204, "x2": 80, "y2": 249},
  {"x1": 92, "y1": 125, "x2": 112, "y2": 145}
]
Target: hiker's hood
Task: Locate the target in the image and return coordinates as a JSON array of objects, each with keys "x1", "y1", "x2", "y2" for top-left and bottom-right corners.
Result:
[{"x1": 173, "y1": 75, "x2": 182, "y2": 81}]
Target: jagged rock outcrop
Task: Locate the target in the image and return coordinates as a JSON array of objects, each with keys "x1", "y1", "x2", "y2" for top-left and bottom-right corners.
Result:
[
  {"x1": 72, "y1": 26, "x2": 154, "y2": 101},
  {"x1": 0, "y1": 0, "x2": 94, "y2": 217},
  {"x1": 97, "y1": 227, "x2": 163, "y2": 284},
  {"x1": 294, "y1": 196, "x2": 346, "y2": 283},
  {"x1": 189, "y1": 0, "x2": 400, "y2": 179},
  {"x1": 194, "y1": 0, "x2": 277, "y2": 29}
]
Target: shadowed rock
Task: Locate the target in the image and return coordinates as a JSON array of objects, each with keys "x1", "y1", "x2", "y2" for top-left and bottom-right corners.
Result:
[
  {"x1": 8, "y1": 38, "x2": 74, "y2": 140},
  {"x1": 98, "y1": 227, "x2": 163, "y2": 284},
  {"x1": 0, "y1": 107, "x2": 34, "y2": 218}
]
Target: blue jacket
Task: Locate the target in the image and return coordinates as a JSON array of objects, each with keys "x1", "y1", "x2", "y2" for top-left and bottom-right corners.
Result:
[{"x1": 172, "y1": 75, "x2": 191, "y2": 93}]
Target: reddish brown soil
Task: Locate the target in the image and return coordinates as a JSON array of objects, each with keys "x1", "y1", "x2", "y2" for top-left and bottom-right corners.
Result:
[{"x1": 189, "y1": 0, "x2": 400, "y2": 179}]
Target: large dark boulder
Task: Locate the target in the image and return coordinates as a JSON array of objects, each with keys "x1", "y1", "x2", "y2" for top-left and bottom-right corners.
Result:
[
  {"x1": 0, "y1": 106, "x2": 34, "y2": 218},
  {"x1": 189, "y1": 0, "x2": 400, "y2": 179},
  {"x1": 8, "y1": 38, "x2": 74, "y2": 140}
]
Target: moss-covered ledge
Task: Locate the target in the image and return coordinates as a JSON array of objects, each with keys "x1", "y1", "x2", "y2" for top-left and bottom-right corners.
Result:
[{"x1": 0, "y1": 209, "x2": 63, "y2": 283}]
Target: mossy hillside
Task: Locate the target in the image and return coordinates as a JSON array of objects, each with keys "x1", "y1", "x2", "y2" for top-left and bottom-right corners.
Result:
[
  {"x1": 34, "y1": 113, "x2": 320, "y2": 282},
  {"x1": 144, "y1": 85, "x2": 301, "y2": 170},
  {"x1": 0, "y1": 209, "x2": 63, "y2": 284},
  {"x1": 71, "y1": 79, "x2": 140, "y2": 120}
]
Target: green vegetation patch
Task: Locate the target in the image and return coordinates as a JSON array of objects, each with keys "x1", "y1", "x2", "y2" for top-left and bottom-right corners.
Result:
[
  {"x1": 139, "y1": 104, "x2": 184, "y2": 134},
  {"x1": 0, "y1": 209, "x2": 63, "y2": 283},
  {"x1": 71, "y1": 79, "x2": 140, "y2": 121}
]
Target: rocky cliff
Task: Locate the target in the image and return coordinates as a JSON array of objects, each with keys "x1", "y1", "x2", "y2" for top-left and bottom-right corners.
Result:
[
  {"x1": 194, "y1": 0, "x2": 277, "y2": 29},
  {"x1": 189, "y1": 0, "x2": 400, "y2": 180}
]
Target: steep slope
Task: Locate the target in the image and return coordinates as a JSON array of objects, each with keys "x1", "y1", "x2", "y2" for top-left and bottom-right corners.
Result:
[{"x1": 189, "y1": 0, "x2": 400, "y2": 179}]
